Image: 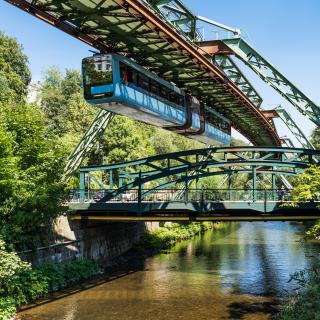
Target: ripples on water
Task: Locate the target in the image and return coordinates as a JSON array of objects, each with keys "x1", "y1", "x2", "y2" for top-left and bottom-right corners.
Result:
[{"x1": 19, "y1": 222, "x2": 320, "y2": 320}]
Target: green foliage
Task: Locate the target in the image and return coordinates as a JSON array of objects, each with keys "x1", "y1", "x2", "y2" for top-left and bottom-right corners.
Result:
[
  {"x1": 0, "y1": 240, "x2": 49, "y2": 306},
  {"x1": 9, "y1": 269, "x2": 49, "y2": 305},
  {"x1": 0, "y1": 31, "x2": 31, "y2": 102},
  {"x1": 0, "y1": 240, "x2": 30, "y2": 293},
  {"x1": 0, "y1": 100, "x2": 66, "y2": 249},
  {"x1": 136, "y1": 222, "x2": 215, "y2": 251},
  {"x1": 40, "y1": 67, "x2": 95, "y2": 137},
  {"x1": 305, "y1": 223, "x2": 320, "y2": 240},
  {"x1": 0, "y1": 240, "x2": 30, "y2": 319},
  {"x1": 285, "y1": 165, "x2": 320, "y2": 239},
  {"x1": 0, "y1": 298, "x2": 16, "y2": 320},
  {"x1": 311, "y1": 126, "x2": 320, "y2": 149},
  {"x1": 289, "y1": 166, "x2": 320, "y2": 204},
  {"x1": 0, "y1": 253, "x2": 98, "y2": 319},
  {"x1": 62, "y1": 258, "x2": 99, "y2": 284},
  {"x1": 277, "y1": 261, "x2": 320, "y2": 320},
  {"x1": 36, "y1": 262, "x2": 66, "y2": 291}
]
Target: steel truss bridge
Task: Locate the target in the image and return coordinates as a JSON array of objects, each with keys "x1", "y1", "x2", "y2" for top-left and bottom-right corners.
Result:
[
  {"x1": 69, "y1": 147, "x2": 320, "y2": 221},
  {"x1": 5, "y1": 0, "x2": 320, "y2": 221}
]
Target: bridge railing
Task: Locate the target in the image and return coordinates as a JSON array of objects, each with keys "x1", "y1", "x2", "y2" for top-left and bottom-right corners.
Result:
[{"x1": 69, "y1": 189, "x2": 293, "y2": 203}]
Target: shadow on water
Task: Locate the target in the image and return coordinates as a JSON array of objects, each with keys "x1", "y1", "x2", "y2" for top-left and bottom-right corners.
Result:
[
  {"x1": 227, "y1": 301, "x2": 280, "y2": 319},
  {"x1": 20, "y1": 253, "x2": 148, "y2": 312}
]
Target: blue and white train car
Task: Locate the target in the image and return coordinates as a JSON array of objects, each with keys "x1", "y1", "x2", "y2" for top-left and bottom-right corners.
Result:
[{"x1": 82, "y1": 53, "x2": 231, "y2": 145}]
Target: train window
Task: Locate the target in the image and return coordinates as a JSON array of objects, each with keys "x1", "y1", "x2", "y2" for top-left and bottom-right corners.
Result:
[
  {"x1": 82, "y1": 55, "x2": 113, "y2": 100},
  {"x1": 120, "y1": 63, "x2": 128, "y2": 83},
  {"x1": 150, "y1": 80, "x2": 159, "y2": 96},
  {"x1": 169, "y1": 92, "x2": 177, "y2": 105},
  {"x1": 139, "y1": 74, "x2": 150, "y2": 91},
  {"x1": 83, "y1": 56, "x2": 113, "y2": 87},
  {"x1": 127, "y1": 67, "x2": 133, "y2": 83},
  {"x1": 205, "y1": 110, "x2": 230, "y2": 134},
  {"x1": 118, "y1": 61, "x2": 184, "y2": 107},
  {"x1": 160, "y1": 86, "x2": 169, "y2": 101}
]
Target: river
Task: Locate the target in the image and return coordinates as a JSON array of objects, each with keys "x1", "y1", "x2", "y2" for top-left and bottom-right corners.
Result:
[{"x1": 19, "y1": 222, "x2": 320, "y2": 320}]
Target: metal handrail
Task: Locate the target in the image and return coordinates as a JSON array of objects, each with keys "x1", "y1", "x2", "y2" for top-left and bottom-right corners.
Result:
[{"x1": 68, "y1": 188, "x2": 302, "y2": 204}]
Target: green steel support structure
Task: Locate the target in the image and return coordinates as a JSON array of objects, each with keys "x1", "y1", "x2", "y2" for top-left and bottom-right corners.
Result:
[
  {"x1": 222, "y1": 38, "x2": 320, "y2": 127},
  {"x1": 75, "y1": 146, "x2": 320, "y2": 203},
  {"x1": 64, "y1": 109, "x2": 114, "y2": 182},
  {"x1": 275, "y1": 106, "x2": 315, "y2": 150},
  {"x1": 70, "y1": 146, "x2": 320, "y2": 221},
  {"x1": 148, "y1": 0, "x2": 263, "y2": 108}
]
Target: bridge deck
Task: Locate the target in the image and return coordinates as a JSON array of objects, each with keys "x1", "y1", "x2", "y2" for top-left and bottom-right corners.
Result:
[{"x1": 69, "y1": 200, "x2": 320, "y2": 222}]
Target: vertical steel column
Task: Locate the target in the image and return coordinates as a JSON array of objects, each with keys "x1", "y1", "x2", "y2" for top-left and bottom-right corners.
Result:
[
  {"x1": 118, "y1": 171, "x2": 123, "y2": 188},
  {"x1": 79, "y1": 171, "x2": 85, "y2": 202},
  {"x1": 228, "y1": 173, "x2": 232, "y2": 200},
  {"x1": 138, "y1": 170, "x2": 142, "y2": 213},
  {"x1": 252, "y1": 151, "x2": 257, "y2": 201},
  {"x1": 185, "y1": 170, "x2": 189, "y2": 201},
  {"x1": 196, "y1": 173, "x2": 199, "y2": 200},
  {"x1": 272, "y1": 172, "x2": 276, "y2": 201},
  {"x1": 252, "y1": 166, "x2": 257, "y2": 201},
  {"x1": 109, "y1": 170, "x2": 113, "y2": 190}
]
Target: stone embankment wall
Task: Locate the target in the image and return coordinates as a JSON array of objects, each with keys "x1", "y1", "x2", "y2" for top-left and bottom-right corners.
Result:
[{"x1": 19, "y1": 216, "x2": 159, "y2": 266}]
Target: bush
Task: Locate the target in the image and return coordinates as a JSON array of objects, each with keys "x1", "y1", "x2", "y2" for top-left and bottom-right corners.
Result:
[
  {"x1": 305, "y1": 222, "x2": 320, "y2": 240},
  {"x1": 136, "y1": 222, "x2": 215, "y2": 251},
  {"x1": 63, "y1": 259, "x2": 98, "y2": 285},
  {"x1": 277, "y1": 261, "x2": 320, "y2": 320},
  {"x1": 3, "y1": 270, "x2": 47, "y2": 306},
  {"x1": 0, "y1": 257, "x2": 99, "y2": 319},
  {"x1": 0, "y1": 298, "x2": 16, "y2": 320},
  {"x1": 36, "y1": 262, "x2": 65, "y2": 291}
]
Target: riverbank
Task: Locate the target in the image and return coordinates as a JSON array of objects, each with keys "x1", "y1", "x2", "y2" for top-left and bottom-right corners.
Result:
[
  {"x1": 276, "y1": 260, "x2": 320, "y2": 320},
  {"x1": 134, "y1": 222, "x2": 219, "y2": 253},
  {"x1": 0, "y1": 257, "x2": 99, "y2": 320},
  {"x1": 1, "y1": 222, "x2": 220, "y2": 320}
]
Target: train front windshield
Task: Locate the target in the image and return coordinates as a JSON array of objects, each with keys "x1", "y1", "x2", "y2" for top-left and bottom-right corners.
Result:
[{"x1": 82, "y1": 55, "x2": 113, "y2": 100}]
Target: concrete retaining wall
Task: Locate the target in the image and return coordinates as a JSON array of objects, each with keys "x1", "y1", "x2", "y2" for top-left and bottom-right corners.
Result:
[{"x1": 19, "y1": 215, "x2": 159, "y2": 266}]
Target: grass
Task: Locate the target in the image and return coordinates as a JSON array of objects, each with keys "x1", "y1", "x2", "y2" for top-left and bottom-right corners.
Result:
[{"x1": 135, "y1": 222, "x2": 218, "y2": 252}]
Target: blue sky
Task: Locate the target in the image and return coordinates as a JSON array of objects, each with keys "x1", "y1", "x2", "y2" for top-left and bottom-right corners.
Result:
[{"x1": 0, "y1": 0, "x2": 319, "y2": 141}]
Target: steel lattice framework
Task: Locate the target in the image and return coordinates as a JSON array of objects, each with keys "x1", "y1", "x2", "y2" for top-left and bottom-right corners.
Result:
[
  {"x1": 77, "y1": 146, "x2": 320, "y2": 201},
  {"x1": 64, "y1": 109, "x2": 114, "y2": 181},
  {"x1": 221, "y1": 38, "x2": 320, "y2": 127},
  {"x1": 5, "y1": 0, "x2": 280, "y2": 147},
  {"x1": 275, "y1": 106, "x2": 315, "y2": 150}
]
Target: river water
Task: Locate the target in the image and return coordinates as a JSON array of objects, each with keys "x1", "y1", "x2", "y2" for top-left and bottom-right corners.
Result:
[{"x1": 19, "y1": 222, "x2": 320, "y2": 320}]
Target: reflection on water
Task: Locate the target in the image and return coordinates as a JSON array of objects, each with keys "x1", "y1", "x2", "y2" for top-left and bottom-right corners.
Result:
[{"x1": 19, "y1": 222, "x2": 320, "y2": 320}]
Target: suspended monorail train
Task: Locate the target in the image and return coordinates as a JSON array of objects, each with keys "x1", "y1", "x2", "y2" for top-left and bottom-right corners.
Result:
[{"x1": 82, "y1": 54, "x2": 231, "y2": 145}]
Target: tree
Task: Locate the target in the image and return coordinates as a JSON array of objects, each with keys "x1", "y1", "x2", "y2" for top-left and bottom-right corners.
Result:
[
  {"x1": 289, "y1": 166, "x2": 320, "y2": 203},
  {"x1": 0, "y1": 100, "x2": 66, "y2": 249},
  {"x1": 285, "y1": 165, "x2": 320, "y2": 239},
  {"x1": 311, "y1": 127, "x2": 320, "y2": 149},
  {"x1": 0, "y1": 31, "x2": 31, "y2": 102}
]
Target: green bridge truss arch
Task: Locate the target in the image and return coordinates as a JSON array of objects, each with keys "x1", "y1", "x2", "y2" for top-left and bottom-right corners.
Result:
[{"x1": 76, "y1": 146, "x2": 320, "y2": 202}]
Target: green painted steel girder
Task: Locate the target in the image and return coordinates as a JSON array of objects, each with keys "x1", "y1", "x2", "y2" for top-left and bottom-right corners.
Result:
[
  {"x1": 275, "y1": 106, "x2": 315, "y2": 149},
  {"x1": 146, "y1": 0, "x2": 198, "y2": 39},
  {"x1": 146, "y1": 0, "x2": 263, "y2": 109},
  {"x1": 64, "y1": 109, "x2": 113, "y2": 182},
  {"x1": 78, "y1": 146, "x2": 320, "y2": 201},
  {"x1": 281, "y1": 136, "x2": 295, "y2": 148},
  {"x1": 223, "y1": 38, "x2": 320, "y2": 127},
  {"x1": 213, "y1": 55, "x2": 263, "y2": 107}
]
